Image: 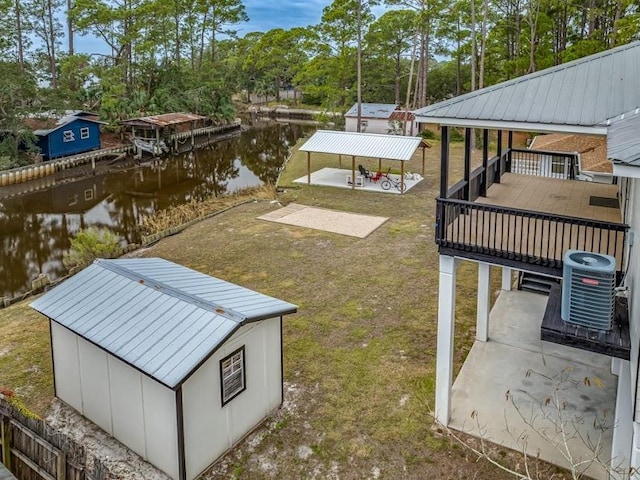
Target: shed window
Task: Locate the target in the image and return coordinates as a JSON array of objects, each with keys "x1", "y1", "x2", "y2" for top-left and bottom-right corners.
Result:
[
  {"x1": 63, "y1": 130, "x2": 75, "y2": 142},
  {"x1": 220, "y1": 347, "x2": 245, "y2": 405},
  {"x1": 80, "y1": 127, "x2": 90, "y2": 139}
]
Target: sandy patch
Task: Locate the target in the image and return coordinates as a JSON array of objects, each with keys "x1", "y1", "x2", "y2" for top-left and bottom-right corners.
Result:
[{"x1": 258, "y1": 203, "x2": 388, "y2": 238}]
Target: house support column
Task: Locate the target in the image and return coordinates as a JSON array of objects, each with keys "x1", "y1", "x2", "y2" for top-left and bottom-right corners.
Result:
[
  {"x1": 476, "y1": 263, "x2": 490, "y2": 342},
  {"x1": 463, "y1": 128, "x2": 472, "y2": 200},
  {"x1": 507, "y1": 131, "x2": 513, "y2": 172},
  {"x1": 440, "y1": 127, "x2": 450, "y2": 198},
  {"x1": 436, "y1": 255, "x2": 458, "y2": 425},
  {"x1": 495, "y1": 130, "x2": 502, "y2": 183},
  {"x1": 501, "y1": 268, "x2": 513, "y2": 291},
  {"x1": 480, "y1": 129, "x2": 489, "y2": 196},
  {"x1": 610, "y1": 358, "x2": 632, "y2": 479},
  {"x1": 632, "y1": 422, "x2": 640, "y2": 479}
]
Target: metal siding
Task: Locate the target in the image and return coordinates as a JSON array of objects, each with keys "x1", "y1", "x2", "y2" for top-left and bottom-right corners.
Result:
[
  {"x1": 414, "y1": 41, "x2": 640, "y2": 129},
  {"x1": 344, "y1": 103, "x2": 397, "y2": 119},
  {"x1": 30, "y1": 258, "x2": 296, "y2": 388},
  {"x1": 299, "y1": 130, "x2": 423, "y2": 161}
]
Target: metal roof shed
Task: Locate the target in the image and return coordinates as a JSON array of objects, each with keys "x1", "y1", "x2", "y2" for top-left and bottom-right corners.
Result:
[
  {"x1": 299, "y1": 130, "x2": 429, "y2": 192},
  {"x1": 30, "y1": 258, "x2": 297, "y2": 480}
]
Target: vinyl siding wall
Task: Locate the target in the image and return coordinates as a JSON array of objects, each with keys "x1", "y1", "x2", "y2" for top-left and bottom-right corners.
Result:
[
  {"x1": 182, "y1": 317, "x2": 283, "y2": 480},
  {"x1": 50, "y1": 321, "x2": 180, "y2": 479}
]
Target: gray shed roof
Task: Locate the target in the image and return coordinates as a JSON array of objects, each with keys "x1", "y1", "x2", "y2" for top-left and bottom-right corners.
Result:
[
  {"x1": 414, "y1": 41, "x2": 640, "y2": 134},
  {"x1": 30, "y1": 258, "x2": 297, "y2": 389},
  {"x1": 299, "y1": 130, "x2": 424, "y2": 161},
  {"x1": 344, "y1": 103, "x2": 398, "y2": 119},
  {"x1": 608, "y1": 109, "x2": 640, "y2": 165}
]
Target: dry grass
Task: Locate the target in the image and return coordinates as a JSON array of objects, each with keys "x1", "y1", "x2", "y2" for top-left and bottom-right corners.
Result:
[
  {"x1": 139, "y1": 184, "x2": 278, "y2": 236},
  {"x1": 0, "y1": 297, "x2": 53, "y2": 417},
  {"x1": 137, "y1": 139, "x2": 538, "y2": 479},
  {"x1": 0, "y1": 134, "x2": 554, "y2": 478}
]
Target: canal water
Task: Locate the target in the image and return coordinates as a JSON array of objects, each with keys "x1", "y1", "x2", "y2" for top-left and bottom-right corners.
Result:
[{"x1": 0, "y1": 120, "x2": 315, "y2": 298}]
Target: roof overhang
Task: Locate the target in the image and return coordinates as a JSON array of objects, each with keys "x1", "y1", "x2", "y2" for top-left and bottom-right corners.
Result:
[
  {"x1": 414, "y1": 116, "x2": 607, "y2": 135},
  {"x1": 613, "y1": 162, "x2": 640, "y2": 178}
]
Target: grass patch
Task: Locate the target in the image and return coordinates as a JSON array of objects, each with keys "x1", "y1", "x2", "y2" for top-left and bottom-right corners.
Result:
[{"x1": 0, "y1": 298, "x2": 53, "y2": 417}]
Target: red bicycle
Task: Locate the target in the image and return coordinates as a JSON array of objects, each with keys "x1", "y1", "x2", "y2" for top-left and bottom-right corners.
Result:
[{"x1": 371, "y1": 167, "x2": 391, "y2": 183}]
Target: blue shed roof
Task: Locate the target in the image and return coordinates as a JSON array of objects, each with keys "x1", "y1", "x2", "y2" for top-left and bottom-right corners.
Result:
[
  {"x1": 33, "y1": 113, "x2": 106, "y2": 136},
  {"x1": 31, "y1": 258, "x2": 297, "y2": 389}
]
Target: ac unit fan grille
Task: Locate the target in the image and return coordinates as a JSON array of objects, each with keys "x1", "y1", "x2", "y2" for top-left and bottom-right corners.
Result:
[{"x1": 562, "y1": 250, "x2": 616, "y2": 331}]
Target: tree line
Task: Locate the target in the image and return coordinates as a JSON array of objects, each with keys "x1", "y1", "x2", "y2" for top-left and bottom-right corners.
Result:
[{"x1": 1, "y1": 0, "x2": 639, "y2": 167}]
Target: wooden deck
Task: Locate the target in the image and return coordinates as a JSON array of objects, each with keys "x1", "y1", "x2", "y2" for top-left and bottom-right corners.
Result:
[
  {"x1": 438, "y1": 174, "x2": 627, "y2": 274},
  {"x1": 479, "y1": 173, "x2": 621, "y2": 223}
]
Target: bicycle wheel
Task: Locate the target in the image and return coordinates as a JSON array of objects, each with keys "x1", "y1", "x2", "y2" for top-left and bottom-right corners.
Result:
[{"x1": 381, "y1": 179, "x2": 391, "y2": 190}]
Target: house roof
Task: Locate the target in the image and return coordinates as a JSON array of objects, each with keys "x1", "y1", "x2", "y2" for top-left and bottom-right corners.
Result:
[
  {"x1": 608, "y1": 109, "x2": 640, "y2": 165},
  {"x1": 32, "y1": 111, "x2": 106, "y2": 136},
  {"x1": 299, "y1": 130, "x2": 426, "y2": 161},
  {"x1": 530, "y1": 134, "x2": 612, "y2": 173},
  {"x1": 30, "y1": 258, "x2": 297, "y2": 389},
  {"x1": 414, "y1": 41, "x2": 640, "y2": 134},
  {"x1": 344, "y1": 103, "x2": 398, "y2": 119},
  {"x1": 119, "y1": 113, "x2": 207, "y2": 129}
]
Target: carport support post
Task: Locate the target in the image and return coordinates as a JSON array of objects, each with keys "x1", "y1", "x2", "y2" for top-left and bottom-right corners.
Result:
[
  {"x1": 351, "y1": 156, "x2": 356, "y2": 190},
  {"x1": 307, "y1": 152, "x2": 311, "y2": 184},
  {"x1": 436, "y1": 255, "x2": 458, "y2": 426},
  {"x1": 421, "y1": 147, "x2": 425, "y2": 176},
  {"x1": 378, "y1": 158, "x2": 381, "y2": 172},
  {"x1": 400, "y1": 160, "x2": 405, "y2": 193},
  {"x1": 339, "y1": 154, "x2": 342, "y2": 169},
  {"x1": 476, "y1": 262, "x2": 490, "y2": 342}
]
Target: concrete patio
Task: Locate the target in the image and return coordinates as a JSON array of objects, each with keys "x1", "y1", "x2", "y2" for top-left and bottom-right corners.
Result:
[
  {"x1": 450, "y1": 289, "x2": 618, "y2": 480},
  {"x1": 293, "y1": 167, "x2": 423, "y2": 194}
]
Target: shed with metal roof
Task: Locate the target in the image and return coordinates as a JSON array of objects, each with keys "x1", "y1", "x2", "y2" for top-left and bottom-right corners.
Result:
[
  {"x1": 344, "y1": 103, "x2": 416, "y2": 134},
  {"x1": 30, "y1": 258, "x2": 297, "y2": 480},
  {"x1": 299, "y1": 130, "x2": 429, "y2": 192}
]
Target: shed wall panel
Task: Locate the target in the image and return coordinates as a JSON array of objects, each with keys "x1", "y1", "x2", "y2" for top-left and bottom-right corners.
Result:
[
  {"x1": 78, "y1": 337, "x2": 113, "y2": 434},
  {"x1": 50, "y1": 322, "x2": 83, "y2": 412},
  {"x1": 182, "y1": 318, "x2": 282, "y2": 480},
  {"x1": 108, "y1": 355, "x2": 146, "y2": 458},
  {"x1": 142, "y1": 376, "x2": 179, "y2": 480},
  {"x1": 626, "y1": 178, "x2": 640, "y2": 419}
]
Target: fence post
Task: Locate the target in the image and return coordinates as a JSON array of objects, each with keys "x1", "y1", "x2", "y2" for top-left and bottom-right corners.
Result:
[
  {"x1": 56, "y1": 451, "x2": 67, "y2": 480},
  {"x1": 1, "y1": 417, "x2": 10, "y2": 469}
]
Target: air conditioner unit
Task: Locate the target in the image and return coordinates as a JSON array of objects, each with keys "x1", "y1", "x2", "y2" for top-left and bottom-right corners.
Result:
[{"x1": 561, "y1": 250, "x2": 616, "y2": 330}]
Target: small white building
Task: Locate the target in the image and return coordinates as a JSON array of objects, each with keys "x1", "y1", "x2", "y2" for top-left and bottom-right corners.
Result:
[
  {"x1": 31, "y1": 258, "x2": 297, "y2": 480},
  {"x1": 344, "y1": 103, "x2": 416, "y2": 135}
]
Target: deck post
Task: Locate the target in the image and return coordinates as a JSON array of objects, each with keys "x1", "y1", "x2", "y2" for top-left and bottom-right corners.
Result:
[
  {"x1": 610, "y1": 359, "x2": 632, "y2": 477},
  {"x1": 440, "y1": 126, "x2": 450, "y2": 198},
  {"x1": 501, "y1": 268, "x2": 513, "y2": 291},
  {"x1": 463, "y1": 128, "x2": 472, "y2": 200},
  {"x1": 507, "y1": 131, "x2": 513, "y2": 172},
  {"x1": 476, "y1": 262, "x2": 490, "y2": 342},
  {"x1": 436, "y1": 254, "x2": 458, "y2": 426},
  {"x1": 480, "y1": 129, "x2": 488, "y2": 196},
  {"x1": 495, "y1": 130, "x2": 502, "y2": 183}
]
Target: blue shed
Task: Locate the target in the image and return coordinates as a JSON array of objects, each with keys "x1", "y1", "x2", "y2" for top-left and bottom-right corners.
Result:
[{"x1": 34, "y1": 112, "x2": 106, "y2": 160}]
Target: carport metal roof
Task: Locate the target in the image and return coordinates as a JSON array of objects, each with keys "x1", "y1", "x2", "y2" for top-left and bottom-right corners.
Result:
[
  {"x1": 298, "y1": 130, "x2": 428, "y2": 193},
  {"x1": 300, "y1": 130, "x2": 426, "y2": 161}
]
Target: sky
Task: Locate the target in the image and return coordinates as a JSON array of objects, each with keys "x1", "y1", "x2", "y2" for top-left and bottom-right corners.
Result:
[{"x1": 73, "y1": 0, "x2": 389, "y2": 55}]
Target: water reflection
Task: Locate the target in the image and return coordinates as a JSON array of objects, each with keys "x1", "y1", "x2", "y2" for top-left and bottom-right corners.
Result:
[{"x1": 0, "y1": 120, "x2": 314, "y2": 297}]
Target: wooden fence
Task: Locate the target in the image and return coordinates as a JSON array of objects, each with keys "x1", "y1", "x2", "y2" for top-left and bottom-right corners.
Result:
[{"x1": 0, "y1": 398, "x2": 110, "y2": 480}]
